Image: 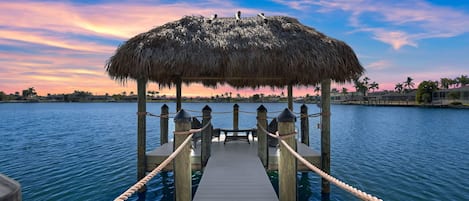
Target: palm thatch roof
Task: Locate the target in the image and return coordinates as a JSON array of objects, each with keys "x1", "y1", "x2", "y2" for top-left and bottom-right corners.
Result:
[{"x1": 105, "y1": 15, "x2": 363, "y2": 88}]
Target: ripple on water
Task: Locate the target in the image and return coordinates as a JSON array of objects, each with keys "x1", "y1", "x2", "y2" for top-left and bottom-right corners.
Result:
[{"x1": 1, "y1": 103, "x2": 468, "y2": 201}]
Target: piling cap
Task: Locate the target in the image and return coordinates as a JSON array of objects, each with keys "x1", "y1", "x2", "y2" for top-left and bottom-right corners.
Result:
[
  {"x1": 202, "y1": 105, "x2": 212, "y2": 112},
  {"x1": 277, "y1": 108, "x2": 296, "y2": 122},
  {"x1": 174, "y1": 109, "x2": 192, "y2": 122},
  {"x1": 257, "y1": 105, "x2": 267, "y2": 112},
  {"x1": 161, "y1": 104, "x2": 169, "y2": 109},
  {"x1": 301, "y1": 104, "x2": 308, "y2": 112},
  {"x1": 233, "y1": 103, "x2": 239, "y2": 108}
]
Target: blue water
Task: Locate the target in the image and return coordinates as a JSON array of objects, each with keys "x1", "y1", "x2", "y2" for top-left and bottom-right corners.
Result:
[{"x1": 1, "y1": 103, "x2": 468, "y2": 201}]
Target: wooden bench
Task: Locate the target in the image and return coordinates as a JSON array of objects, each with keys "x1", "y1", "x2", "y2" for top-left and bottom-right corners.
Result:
[{"x1": 219, "y1": 128, "x2": 256, "y2": 144}]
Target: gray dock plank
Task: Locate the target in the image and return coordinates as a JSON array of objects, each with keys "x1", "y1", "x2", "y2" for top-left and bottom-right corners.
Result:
[{"x1": 193, "y1": 141, "x2": 279, "y2": 201}]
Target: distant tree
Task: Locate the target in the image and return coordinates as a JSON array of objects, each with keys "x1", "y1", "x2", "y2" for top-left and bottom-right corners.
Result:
[
  {"x1": 280, "y1": 91, "x2": 285, "y2": 97},
  {"x1": 122, "y1": 91, "x2": 127, "y2": 96},
  {"x1": 341, "y1": 88, "x2": 348, "y2": 100},
  {"x1": 440, "y1": 78, "x2": 452, "y2": 89},
  {"x1": 353, "y1": 77, "x2": 368, "y2": 96},
  {"x1": 369, "y1": 82, "x2": 379, "y2": 92},
  {"x1": 314, "y1": 86, "x2": 320, "y2": 96},
  {"x1": 0, "y1": 91, "x2": 6, "y2": 101},
  {"x1": 331, "y1": 88, "x2": 339, "y2": 93},
  {"x1": 22, "y1": 87, "x2": 37, "y2": 98},
  {"x1": 395, "y1": 83, "x2": 404, "y2": 93},
  {"x1": 403, "y1": 76, "x2": 415, "y2": 92},
  {"x1": 236, "y1": 93, "x2": 241, "y2": 99},
  {"x1": 456, "y1": 75, "x2": 468, "y2": 87},
  {"x1": 341, "y1": 87, "x2": 348, "y2": 95},
  {"x1": 416, "y1": 80, "x2": 438, "y2": 104},
  {"x1": 252, "y1": 94, "x2": 260, "y2": 102}
]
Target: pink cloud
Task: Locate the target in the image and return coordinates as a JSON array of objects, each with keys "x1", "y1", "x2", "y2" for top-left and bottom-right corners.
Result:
[
  {"x1": 272, "y1": 0, "x2": 469, "y2": 50},
  {"x1": 366, "y1": 60, "x2": 392, "y2": 70}
]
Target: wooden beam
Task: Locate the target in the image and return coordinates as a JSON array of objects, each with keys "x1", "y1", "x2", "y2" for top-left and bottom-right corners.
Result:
[
  {"x1": 137, "y1": 78, "x2": 147, "y2": 192},
  {"x1": 176, "y1": 78, "x2": 182, "y2": 112},
  {"x1": 288, "y1": 84, "x2": 293, "y2": 111},
  {"x1": 320, "y1": 79, "x2": 331, "y2": 195}
]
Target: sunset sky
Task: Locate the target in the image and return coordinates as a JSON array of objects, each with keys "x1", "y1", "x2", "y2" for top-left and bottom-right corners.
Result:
[{"x1": 1, "y1": 0, "x2": 468, "y2": 97}]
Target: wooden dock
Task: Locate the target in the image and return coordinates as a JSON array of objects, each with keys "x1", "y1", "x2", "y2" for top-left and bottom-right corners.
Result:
[{"x1": 193, "y1": 141, "x2": 278, "y2": 201}]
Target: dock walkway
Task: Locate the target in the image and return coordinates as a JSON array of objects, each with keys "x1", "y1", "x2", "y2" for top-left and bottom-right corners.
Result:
[{"x1": 193, "y1": 141, "x2": 279, "y2": 201}]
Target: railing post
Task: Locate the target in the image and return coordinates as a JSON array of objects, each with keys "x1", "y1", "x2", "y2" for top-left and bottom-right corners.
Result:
[
  {"x1": 160, "y1": 104, "x2": 169, "y2": 145},
  {"x1": 233, "y1": 104, "x2": 239, "y2": 136},
  {"x1": 201, "y1": 105, "x2": 212, "y2": 167},
  {"x1": 321, "y1": 79, "x2": 331, "y2": 196},
  {"x1": 257, "y1": 105, "x2": 268, "y2": 167},
  {"x1": 173, "y1": 109, "x2": 192, "y2": 201},
  {"x1": 300, "y1": 104, "x2": 309, "y2": 146},
  {"x1": 137, "y1": 78, "x2": 147, "y2": 193},
  {"x1": 278, "y1": 108, "x2": 297, "y2": 201}
]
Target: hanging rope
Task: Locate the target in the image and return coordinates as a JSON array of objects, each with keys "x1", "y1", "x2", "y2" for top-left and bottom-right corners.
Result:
[
  {"x1": 173, "y1": 119, "x2": 212, "y2": 135},
  {"x1": 257, "y1": 124, "x2": 383, "y2": 201},
  {"x1": 298, "y1": 113, "x2": 322, "y2": 118},
  {"x1": 114, "y1": 133, "x2": 194, "y2": 201},
  {"x1": 114, "y1": 121, "x2": 212, "y2": 201}
]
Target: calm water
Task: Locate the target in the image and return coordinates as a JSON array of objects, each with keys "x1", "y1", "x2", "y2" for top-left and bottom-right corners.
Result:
[{"x1": 1, "y1": 102, "x2": 468, "y2": 201}]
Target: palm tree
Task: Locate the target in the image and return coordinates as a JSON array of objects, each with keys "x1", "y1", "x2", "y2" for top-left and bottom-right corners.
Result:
[
  {"x1": 395, "y1": 83, "x2": 404, "y2": 93},
  {"x1": 341, "y1": 87, "x2": 348, "y2": 101},
  {"x1": 369, "y1": 82, "x2": 379, "y2": 93},
  {"x1": 403, "y1": 77, "x2": 415, "y2": 92},
  {"x1": 314, "y1": 86, "x2": 320, "y2": 96},
  {"x1": 456, "y1": 75, "x2": 468, "y2": 87},
  {"x1": 440, "y1": 78, "x2": 451, "y2": 89}
]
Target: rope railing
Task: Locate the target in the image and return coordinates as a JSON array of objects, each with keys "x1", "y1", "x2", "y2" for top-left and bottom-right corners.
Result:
[
  {"x1": 114, "y1": 133, "x2": 193, "y2": 201},
  {"x1": 114, "y1": 121, "x2": 212, "y2": 201},
  {"x1": 174, "y1": 119, "x2": 212, "y2": 135},
  {"x1": 257, "y1": 124, "x2": 383, "y2": 201}
]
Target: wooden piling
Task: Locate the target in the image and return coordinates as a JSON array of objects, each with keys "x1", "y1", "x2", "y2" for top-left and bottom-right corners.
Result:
[
  {"x1": 160, "y1": 104, "x2": 169, "y2": 145},
  {"x1": 288, "y1": 84, "x2": 293, "y2": 110},
  {"x1": 278, "y1": 108, "x2": 297, "y2": 201},
  {"x1": 137, "y1": 79, "x2": 147, "y2": 192},
  {"x1": 300, "y1": 104, "x2": 309, "y2": 146},
  {"x1": 321, "y1": 79, "x2": 331, "y2": 195},
  {"x1": 256, "y1": 105, "x2": 268, "y2": 167},
  {"x1": 176, "y1": 78, "x2": 182, "y2": 112},
  {"x1": 201, "y1": 105, "x2": 212, "y2": 167},
  {"x1": 173, "y1": 109, "x2": 192, "y2": 201},
  {"x1": 233, "y1": 104, "x2": 239, "y2": 136}
]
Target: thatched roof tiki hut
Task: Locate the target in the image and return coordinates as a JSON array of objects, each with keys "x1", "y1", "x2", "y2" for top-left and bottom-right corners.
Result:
[{"x1": 106, "y1": 14, "x2": 363, "y2": 195}]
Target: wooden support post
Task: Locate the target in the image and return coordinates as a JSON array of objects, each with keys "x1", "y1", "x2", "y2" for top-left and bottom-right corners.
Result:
[
  {"x1": 278, "y1": 108, "x2": 297, "y2": 201},
  {"x1": 176, "y1": 78, "x2": 182, "y2": 112},
  {"x1": 201, "y1": 105, "x2": 212, "y2": 167},
  {"x1": 256, "y1": 105, "x2": 268, "y2": 167},
  {"x1": 300, "y1": 104, "x2": 309, "y2": 146},
  {"x1": 160, "y1": 104, "x2": 169, "y2": 145},
  {"x1": 137, "y1": 79, "x2": 147, "y2": 191},
  {"x1": 173, "y1": 109, "x2": 192, "y2": 201},
  {"x1": 288, "y1": 84, "x2": 293, "y2": 111},
  {"x1": 321, "y1": 79, "x2": 331, "y2": 196},
  {"x1": 233, "y1": 104, "x2": 239, "y2": 136}
]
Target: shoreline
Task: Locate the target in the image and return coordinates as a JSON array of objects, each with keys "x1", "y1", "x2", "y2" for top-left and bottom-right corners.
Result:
[{"x1": 2, "y1": 99, "x2": 468, "y2": 109}]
